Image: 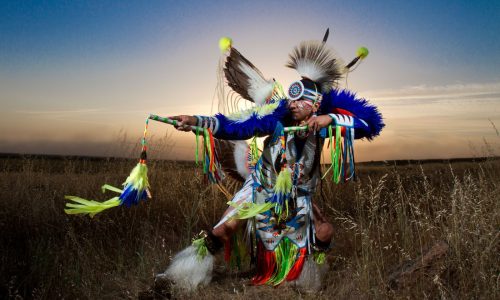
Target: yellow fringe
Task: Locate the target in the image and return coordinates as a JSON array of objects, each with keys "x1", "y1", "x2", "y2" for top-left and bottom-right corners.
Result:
[{"x1": 64, "y1": 196, "x2": 121, "y2": 218}]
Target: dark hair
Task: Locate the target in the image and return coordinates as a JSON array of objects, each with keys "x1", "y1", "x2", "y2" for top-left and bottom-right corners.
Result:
[{"x1": 301, "y1": 77, "x2": 321, "y2": 93}]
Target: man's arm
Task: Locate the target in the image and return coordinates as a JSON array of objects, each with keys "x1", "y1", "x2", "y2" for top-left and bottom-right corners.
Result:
[
  {"x1": 169, "y1": 115, "x2": 198, "y2": 131},
  {"x1": 305, "y1": 114, "x2": 371, "y2": 138},
  {"x1": 171, "y1": 100, "x2": 289, "y2": 140}
]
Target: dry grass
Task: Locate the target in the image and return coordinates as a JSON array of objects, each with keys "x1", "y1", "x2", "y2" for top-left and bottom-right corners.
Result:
[{"x1": 0, "y1": 155, "x2": 499, "y2": 299}]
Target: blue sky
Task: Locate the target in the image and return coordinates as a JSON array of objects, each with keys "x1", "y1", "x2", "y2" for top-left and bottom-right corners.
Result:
[{"x1": 1, "y1": 1, "x2": 499, "y2": 160}]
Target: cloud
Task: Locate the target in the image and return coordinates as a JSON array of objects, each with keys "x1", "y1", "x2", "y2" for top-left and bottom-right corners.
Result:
[
  {"x1": 3, "y1": 81, "x2": 499, "y2": 162},
  {"x1": 364, "y1": 81, "x2": 500, "y2": 104},
  {"x1": 0, "y1": 130, "x2": 191, "y2": 160},
  {"x1": 14, "y1": 108, "x2": 153, "y2": 115},
  {"x1": 16, "y1": 108, "x2": 105, "y2": 114},
  {"x1": 361, "y1": 81, "x2": 500, "y2": 122}
]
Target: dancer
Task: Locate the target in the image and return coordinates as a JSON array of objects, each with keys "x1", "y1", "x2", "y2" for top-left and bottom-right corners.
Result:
[{"x1": 156, "y1": 33, "x2": 384, "y2": 291}]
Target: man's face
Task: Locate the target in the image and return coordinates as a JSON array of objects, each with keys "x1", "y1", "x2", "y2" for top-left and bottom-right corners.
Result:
[{"x1": 288, "y1": 99, "x2": 316, "y2": 122}]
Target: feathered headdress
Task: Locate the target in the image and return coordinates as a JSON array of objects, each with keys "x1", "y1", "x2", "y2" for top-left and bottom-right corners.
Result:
[{"x1": 286, "y1": 40, "x2": 344, "y2": 94}]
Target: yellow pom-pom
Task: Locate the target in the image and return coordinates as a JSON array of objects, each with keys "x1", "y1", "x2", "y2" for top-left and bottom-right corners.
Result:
[
  {"x1": 356, "y1": 47, "x2": 369, "y2": 59},
  {"x1": 219, "y1": 37, "x2": 232, "y2": 53}
]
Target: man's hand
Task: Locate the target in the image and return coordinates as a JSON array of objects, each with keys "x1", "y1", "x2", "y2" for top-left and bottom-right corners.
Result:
[
  {"x1": 170, "y1": 115, "x2": 197, "y2": 131},
  {"x1": 306, "y1": 115, "x2": 332, "y2": 132}
]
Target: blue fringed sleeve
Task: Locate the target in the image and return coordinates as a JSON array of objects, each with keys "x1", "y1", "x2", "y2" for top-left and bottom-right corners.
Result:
[
  {"x1": 320, "y1": 89, "x2": 385, "y2": 140},
  {"x1": 195, "y1": 100, "x2": 289, "y2": 140}
]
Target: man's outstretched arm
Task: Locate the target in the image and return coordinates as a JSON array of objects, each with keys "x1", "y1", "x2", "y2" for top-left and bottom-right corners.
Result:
[{"x1": 170, "y1": 99, "x2": 289, "y2": 140}]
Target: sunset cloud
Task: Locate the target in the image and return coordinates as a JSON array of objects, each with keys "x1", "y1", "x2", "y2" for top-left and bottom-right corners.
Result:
[{"x1": 366, "y1": 81, "x2": 500, "y2": 102}]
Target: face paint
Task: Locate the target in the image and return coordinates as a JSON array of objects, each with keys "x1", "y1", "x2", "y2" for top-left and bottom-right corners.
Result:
[
  {"x1": 289, "y1": 98, "x2": 313, "y2": 108},
  {"x1": 289, "y1": 99, "x2": 316, "y2": 121}
]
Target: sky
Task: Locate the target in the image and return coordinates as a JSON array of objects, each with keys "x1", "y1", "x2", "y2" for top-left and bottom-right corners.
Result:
[{"x1": 1, "y1": 0, "x2": 499, "y2": 161}]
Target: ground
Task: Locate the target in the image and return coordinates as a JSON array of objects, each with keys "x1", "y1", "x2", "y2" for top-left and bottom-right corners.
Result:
[{"x1": 0, "y1": 154, "x2": 498, "y2": 299}]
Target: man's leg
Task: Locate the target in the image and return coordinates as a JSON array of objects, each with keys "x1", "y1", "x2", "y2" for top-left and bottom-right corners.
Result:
[
  {"x1": 156, "y1": 206, "x2": 244, "y2": 291},
  {"x1": 157, "y1": 175, "x2": 252, "y2": 290},
  {"x1": 293, "y1": 203, "x2": 333, "y2": 292},
  {"x1": 212, "y1": 209, "x2": 243, "y2": 242},
  {"x1": 312, "y1": 203, "x2": 334, "y2": 248}
]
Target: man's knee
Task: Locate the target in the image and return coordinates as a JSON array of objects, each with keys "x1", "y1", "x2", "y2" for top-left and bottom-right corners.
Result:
[
  {"x1": 316, "y1": 222, "x2": 334, "y2": 242},
  {"x1": 211, "y1": 220, "x2": 239, "y2": 242}
]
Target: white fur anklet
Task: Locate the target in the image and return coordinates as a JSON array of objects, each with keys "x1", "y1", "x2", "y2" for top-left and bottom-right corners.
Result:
[
  {"x1": 157, "y1": 245, "x2": 214, "y2": 291},
  {"x1": 294, "y1": 257, "x2": 329, "y2": 292}
]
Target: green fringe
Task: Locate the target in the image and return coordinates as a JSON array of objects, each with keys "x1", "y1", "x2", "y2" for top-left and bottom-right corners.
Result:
[
  {"x1": 101, "y1": 184, "x2": 123, "y2": 194},
  {"x1": 229, "y1": 230, "x2": 248, "y2": 270},
  {"x1": 327, "y1": 125, "x2": 343, "y2": 184},
  {"x1": 250, "y1": 136, "x2": 260, "y2": 164},
  {"x1": 64, "y1": 184, "x2": 124, "y2": 217},
  {"x1": 229, "y1": 201, "x2": 274, "y2": 220},
  {"x1": 333, "y1": 125, "x2": 342, "y2": 183},
  {"x1": 268, "y1": 237, "x2": 299, "y2": 286},
  {"x1": 192, "y1": 237, "x2": 209, "y2": 261},
  {"x1": 64, "y1": 196, "x2": 121, "y2": 218},
  {"x1": 314, "y1": 252, "x2": 326, "y2": 265}
]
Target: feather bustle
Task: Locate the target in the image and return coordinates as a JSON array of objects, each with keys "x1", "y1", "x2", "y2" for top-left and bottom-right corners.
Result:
[{"x1": 224, "y1": 48, "x2": 274, "y2": 105}]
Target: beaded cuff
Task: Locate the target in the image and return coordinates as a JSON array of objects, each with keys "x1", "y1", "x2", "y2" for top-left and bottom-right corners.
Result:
[{"x1": 194, "y1": 115, "x2": 219, "y2": 133}]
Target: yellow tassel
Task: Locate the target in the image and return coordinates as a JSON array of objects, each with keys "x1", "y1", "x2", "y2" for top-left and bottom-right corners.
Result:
[
  {"x1": 275, "y1": 168, "x2": 292, "y2": 195},
  {"x1": 356, "y1": 46, "x2": 369, "y2": 59},
  {"x1": 219, "y1": 37, "x2": 232, "y2": 53},
  {"x1": 123, "y1": 162, "x2": 149, "y2": 191}
]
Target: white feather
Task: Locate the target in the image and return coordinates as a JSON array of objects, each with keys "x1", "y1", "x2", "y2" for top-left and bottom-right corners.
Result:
[
  {"x1": 295, "y1": 59, "x2": 326, "y2": 84},
  {"x1": 238, "y1": 61, "x2": 274, "y2": 105},
  {"x1": 157, "y1": 245, "x2": 214, "y2": 291},
  {"x1": 232, "y1": 140, "x2": 251, "y2": 179}
]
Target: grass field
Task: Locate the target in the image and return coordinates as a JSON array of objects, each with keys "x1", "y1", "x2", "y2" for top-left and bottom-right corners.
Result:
[{"x1": 0, "y1": 154, "x2": 498, "y2": 299}]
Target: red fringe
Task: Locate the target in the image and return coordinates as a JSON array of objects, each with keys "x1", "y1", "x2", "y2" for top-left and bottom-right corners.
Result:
[
  {"x1": 286, "y1": 247, "x2": 307, "y2": 281},
  {"x1": 252, "y1": 242, "x2": 276, "y2": 285},
  {"x1": 332, "y1": 108, "x2": 353, "y2": 137},
  {"x1": 332, "y1": 108, "x2": 354, "y2": 116},
  {"x1": 224, "y1": 239, "x2": 231, "y2": 263},
  {"x1": 208, "y1": 129, "x2": 215, "y2": 172}
]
